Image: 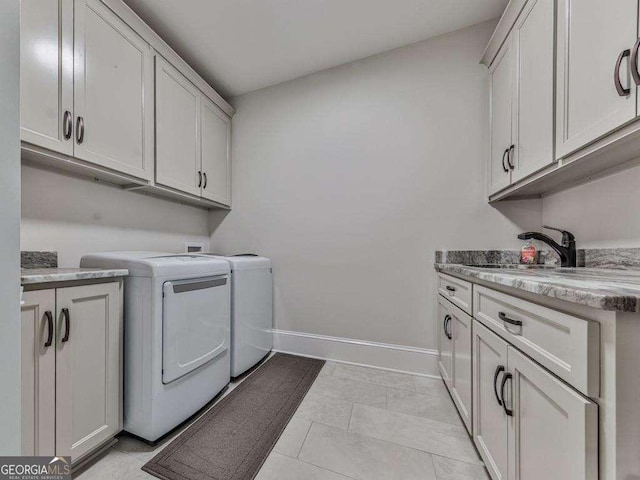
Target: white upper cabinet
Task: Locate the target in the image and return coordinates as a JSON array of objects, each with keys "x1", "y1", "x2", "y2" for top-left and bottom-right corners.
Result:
[
  {"x1": 489, "y1": 41, "x2": 514, "y2": 195},
  {"x1": 19, "y1": 0, "x2": 233, "y2": 207},
  {"x1": 488, "y1": 0, "x2": 555, "y2": 195},
  {"x1": 482, "y1": 0, "x2": 640, "y2": 200},
  {"x1": 73, "y1": 0, "x2": 153, "y2": 181},
  {"x1": 511, "y1": 0, "x2": 555, "y2": 182},
  {"x1": 556, "y1": 0, "x2": 638, "y2": 158},
  {"x1": 156, "y1": 56, "x2": 233, "y2": 206},
  {"x1": 155, "y1": 56, "x2": 202, "y2": 197},
  {"x1": 20, "y1": 0, "x2": 74, "y2": 156},
  {"x1": 201, "y1": 97, "x2": 232, "y2": 206}
]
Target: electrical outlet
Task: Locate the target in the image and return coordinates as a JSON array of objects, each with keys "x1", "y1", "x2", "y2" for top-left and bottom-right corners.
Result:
[{"x1": 185, "y1": 242, "x2": 204, "y2": 253}]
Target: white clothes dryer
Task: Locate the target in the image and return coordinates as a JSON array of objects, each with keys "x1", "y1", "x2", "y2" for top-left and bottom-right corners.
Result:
[{"x1": 80, "y1": 252, "x2": 231, "y2": 442}]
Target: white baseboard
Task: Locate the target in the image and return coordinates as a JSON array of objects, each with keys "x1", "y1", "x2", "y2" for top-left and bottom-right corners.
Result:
[{"x1": 272, "y1": 329, "x2": 439, "y2": 378}]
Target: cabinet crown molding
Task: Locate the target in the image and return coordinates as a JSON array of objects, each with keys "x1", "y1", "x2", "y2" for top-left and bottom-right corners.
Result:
[{"x1": 480, "y1": 0, "x2": 527, "y2": 66}]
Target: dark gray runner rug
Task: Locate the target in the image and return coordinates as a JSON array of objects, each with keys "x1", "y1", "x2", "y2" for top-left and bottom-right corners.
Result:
[{"x1": 142, "y1": 353, "x2": 325, "y2": 480}]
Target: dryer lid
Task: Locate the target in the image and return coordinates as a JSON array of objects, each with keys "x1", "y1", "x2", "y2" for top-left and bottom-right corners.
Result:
[
  {"x1": 199, "y1": 253, "x2": 271, "y2": 270},
  {"x1": 80, "y1": 251, "x2": 231, "y2": 277}
]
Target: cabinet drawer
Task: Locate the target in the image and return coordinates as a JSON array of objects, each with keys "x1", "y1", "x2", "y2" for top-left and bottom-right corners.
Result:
[
  {"x1": 473, "y1": 285, "x2": 599, "y2": 397},
  {"x1": 438, "y1": 273, "x2": 472, "y2": 315}
]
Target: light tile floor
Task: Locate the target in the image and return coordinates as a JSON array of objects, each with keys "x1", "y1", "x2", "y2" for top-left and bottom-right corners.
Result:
[{"x1": 77, "y1": 361, "x2": 489, "y2": 480}]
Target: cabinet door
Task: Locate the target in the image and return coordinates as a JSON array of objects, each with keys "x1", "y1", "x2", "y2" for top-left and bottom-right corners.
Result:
[
  {"x1": 489, "y1": 40, "x2": 514, "y2": 195},
  {"x1": 506, "y1": 347, "x2": 598, "y2": 480},
  {"x1": 511, "y1": 0, "x2": 555, "y2": 182},
  {"x1": 201, "y1": 96, "x2": 232, "y2": 206},
  {"x1": 21, "y1": 290, "x2": 56, "y2": 456},
  {"x1": 437, "y1": 296, "x2": 453, "y2": 390},
  {"x1": 74, "y1": 0, "x2": 154, "y2": 180},
  {"x1": 556, "y1": 0, "x2": 637, "y2": 158},
  {"x1": 20, "y1": 0, "x2": 74, "y2": 155},
  {"x1": 450, "y1": 305, "x2": 472, "y2": 433},
  {"x1": 55, "y1": 282, "x2": 122, "y2": 461},
  {"x1": 472, "y1": 320, "x2": 508, "y2": 480},
  {"x1": 155, "y1": 56, "x2": 202, "y2": 196}
]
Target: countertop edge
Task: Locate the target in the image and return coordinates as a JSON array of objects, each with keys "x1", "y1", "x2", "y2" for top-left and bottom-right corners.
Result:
[
  {"x1": 21, "y1": 268, "x2": 129, "y2": 285},
  {"x1": 435, "y1": 263, "x2": 640, "y2": 313}
]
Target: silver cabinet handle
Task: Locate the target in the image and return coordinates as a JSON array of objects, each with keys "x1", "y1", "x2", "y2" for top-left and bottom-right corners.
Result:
[
  {"x1": 203, "y1": 172, "x2": 207, "y2": 189},
  {"x1": 632, "y1": 38, "x2": 640, "y2": 85},
  {"x1": 76, "y1": 116, "x2": 85, "y2": 144},
  {"x1": 63, "y1": 111, "x2": 73, "y2": 140},
  {"x1": 614, "y1": 49, "x2": 631, "y2": 96}
]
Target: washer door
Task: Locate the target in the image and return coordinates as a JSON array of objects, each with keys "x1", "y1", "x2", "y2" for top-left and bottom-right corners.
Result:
[{"x1": 162, "y1": 275, "x2": 230, "y2": 384}]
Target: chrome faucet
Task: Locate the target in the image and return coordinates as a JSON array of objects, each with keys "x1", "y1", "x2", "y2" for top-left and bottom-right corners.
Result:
[{"x1": 517, "y1": 226, "x2": 577, "y2": 267}]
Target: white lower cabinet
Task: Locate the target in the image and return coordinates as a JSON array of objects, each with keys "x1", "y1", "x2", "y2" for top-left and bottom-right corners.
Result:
[
  {"x1": 20, "y1": 290, "x2": 57, "y2": 456},
  {"x1": 507, "y1": 346, "x2": 598, "y2": 480},
  {"x1": 21, "y1": 282, "x2": 123, "y2": 462},
  {"x1": 437, "y1": 295, "x2": 472, "y2": 432},
  {"x1": 472, "y1": 320, "x2": 508, "y2": 480},
  {"x1": 472, "y1": 318, "x2": 599, "y2": 480},
  {"x1": 437, "y1": 296, "x2": 453, "y2": 389}
]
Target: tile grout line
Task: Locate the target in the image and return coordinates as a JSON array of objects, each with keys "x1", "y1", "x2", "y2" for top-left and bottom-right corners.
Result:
[
  {"x1": 293, "y1": 424, "x2": 360, "y2": 480},
  {"x1": 294, "y1": 419, "x2": 314, "y2": 460},
  {"x1": 341, "y1": 404, "x2": 484, "y2": 466},
  {"x1": 431, "y1": 452, "x2": 487, "y2": 469},
  {"x1": 292, "y1": 454, "x2": 360, "y2": 480},
  {"x1": 346, "y1": 402, "x2": 355, "y2": 432}
]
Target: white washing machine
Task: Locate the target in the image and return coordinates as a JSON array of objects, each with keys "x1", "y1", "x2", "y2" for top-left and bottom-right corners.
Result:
[
  {"x1": 200, "y1": 254, "x2": 273, "y2": 377},
  {"x1": 80, "y1": 252, "x2": 231, "y2": 442}
]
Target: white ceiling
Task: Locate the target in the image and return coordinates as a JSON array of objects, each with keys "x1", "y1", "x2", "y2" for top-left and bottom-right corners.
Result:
[{"x1": 123, "y1": 0, "x2": 507, "y2": 98}]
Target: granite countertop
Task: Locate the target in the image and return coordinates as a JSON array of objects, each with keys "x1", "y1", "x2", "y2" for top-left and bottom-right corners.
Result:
[
  {"x1": 21, "y1": 268, "x2": 129, "y2": 285},
  {"x1": 436, "y1": 263, "x2": 640, "y2": 312}
]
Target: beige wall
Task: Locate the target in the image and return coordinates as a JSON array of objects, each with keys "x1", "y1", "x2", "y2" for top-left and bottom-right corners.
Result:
[
  {"x1": 0, "y1": 0, "x2": 22, "y2": 455},
  {"x1": 21, "y1": 165, "x2": 210, "y2": 267},
  {"x1": 543, "y1": 164, "x2": 640, "y2": 248},
  {"x1": 210, "y1": 21, "x2": 543, "y2": 350}
]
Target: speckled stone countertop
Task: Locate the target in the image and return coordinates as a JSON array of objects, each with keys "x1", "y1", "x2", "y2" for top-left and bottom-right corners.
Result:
[
  {"x1": 436, "y1": 263, "x2": 640, "y2": 312},
  {"x1": 21, "y1": 268, "x2": 129, "y2": 285}
]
